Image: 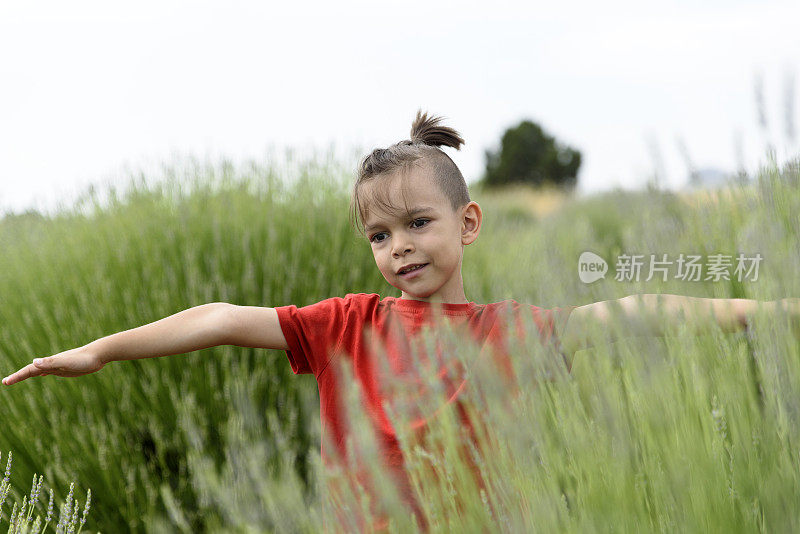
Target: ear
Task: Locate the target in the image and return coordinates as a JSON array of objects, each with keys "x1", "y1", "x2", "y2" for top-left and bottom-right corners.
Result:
[{"x1": 460, "y1": 201, "x2": 482, "y2": 246}]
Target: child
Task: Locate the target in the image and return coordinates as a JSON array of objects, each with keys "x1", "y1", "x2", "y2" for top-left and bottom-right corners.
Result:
[{"x1": 2, "y1": 110, "x2": 798, "y2": 532}]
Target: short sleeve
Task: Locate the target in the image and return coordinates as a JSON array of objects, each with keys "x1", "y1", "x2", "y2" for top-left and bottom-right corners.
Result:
[
  {"x1": 274, "y1": 297, "x2": 352, "y2": 376},
  {"x1": 529, "y1": 304, "x2": 578, "y2": 365}
]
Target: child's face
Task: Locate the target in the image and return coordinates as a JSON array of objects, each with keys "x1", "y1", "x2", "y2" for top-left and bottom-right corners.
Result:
[{"x1": 361, "y1": 166, "x2": 481, "y2": 304}]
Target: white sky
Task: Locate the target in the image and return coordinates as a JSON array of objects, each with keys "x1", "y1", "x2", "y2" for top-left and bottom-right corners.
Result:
[{"x1": 1, "y1": 0, "x2": 798, "y2": 216}]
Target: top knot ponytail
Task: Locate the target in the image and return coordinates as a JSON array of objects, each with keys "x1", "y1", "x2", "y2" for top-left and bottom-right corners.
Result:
[
  {"x1": 350, "y1": 109, "x2": 471, "y2": 236},
  {"x1": 409, "y1": 110, "x2": 465, "y2": 150}
]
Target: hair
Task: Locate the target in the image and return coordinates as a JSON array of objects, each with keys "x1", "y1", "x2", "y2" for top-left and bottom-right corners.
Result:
[{"x1": 349, "y1": 109, "x2": 470, "y2": 237}]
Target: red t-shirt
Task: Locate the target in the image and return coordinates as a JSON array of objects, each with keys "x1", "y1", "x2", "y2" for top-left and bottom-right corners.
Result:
[{"x1": 275, "y1": 293, "x2": 575, "y2": 532}]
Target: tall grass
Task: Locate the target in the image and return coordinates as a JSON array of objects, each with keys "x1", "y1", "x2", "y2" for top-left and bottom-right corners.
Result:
[
  {"x1": 0, "y1": 451, "x2": 92, "y2": 533},
  {"x1": 0, "y1": 150, "x2": 798, "y2": 531}
]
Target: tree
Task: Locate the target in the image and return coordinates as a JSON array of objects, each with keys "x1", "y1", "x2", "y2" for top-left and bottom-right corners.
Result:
[{"x1": 482, "y1": 120, "x2": 581, "y2": 189}]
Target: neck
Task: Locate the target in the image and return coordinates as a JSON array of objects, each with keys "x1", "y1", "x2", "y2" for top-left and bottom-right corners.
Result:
[{"x1": 399, "y1": 292, "x2": 469, "y2": 305}]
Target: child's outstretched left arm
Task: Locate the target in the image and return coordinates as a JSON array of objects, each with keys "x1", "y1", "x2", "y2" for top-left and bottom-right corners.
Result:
[{"x1": 558, "y1": 294, "x2": 800, "y2": 363}]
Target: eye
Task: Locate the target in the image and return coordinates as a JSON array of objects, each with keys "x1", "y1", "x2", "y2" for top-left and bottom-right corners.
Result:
[
  {"x1": 411, "y1": 218, "x2": 429, "y2": 229},
  {"x1": 369, "y1": 232, "x2": 388, "y2": 244}
]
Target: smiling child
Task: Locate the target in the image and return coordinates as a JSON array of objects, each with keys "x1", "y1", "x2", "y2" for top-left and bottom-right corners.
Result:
[{"x1": 3, "y1": 110, "x2": 799, "y2": 533}]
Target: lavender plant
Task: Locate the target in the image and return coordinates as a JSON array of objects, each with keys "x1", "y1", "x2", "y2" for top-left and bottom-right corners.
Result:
[{"x1": 0, "y1": 452, "x2": 92, "y2": 534}]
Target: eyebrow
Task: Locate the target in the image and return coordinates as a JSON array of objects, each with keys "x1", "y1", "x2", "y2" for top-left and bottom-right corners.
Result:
[{"x1": 364, "y1": 206, "x2": 435, "y2": 233}]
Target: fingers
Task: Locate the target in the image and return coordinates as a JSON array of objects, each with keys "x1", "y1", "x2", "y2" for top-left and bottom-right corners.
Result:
[{"x1": 2, "y1": 362, "x2": 47, "y2": 386}]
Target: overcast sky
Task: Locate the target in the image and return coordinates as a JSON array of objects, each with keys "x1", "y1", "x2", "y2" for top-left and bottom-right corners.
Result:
[{"x1": 1, "y1": 0, "x2": 798, "y2": 216}]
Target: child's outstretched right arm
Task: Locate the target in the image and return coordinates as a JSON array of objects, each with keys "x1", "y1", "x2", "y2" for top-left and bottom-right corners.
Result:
[{"x1": 2, "y1": 302, "x2": 289, "y2": 386}]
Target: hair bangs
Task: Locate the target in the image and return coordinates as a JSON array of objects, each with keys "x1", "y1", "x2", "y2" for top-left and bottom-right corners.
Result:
[{"x1": 350, "y1": 172, "x2": 416, "y2": 238}]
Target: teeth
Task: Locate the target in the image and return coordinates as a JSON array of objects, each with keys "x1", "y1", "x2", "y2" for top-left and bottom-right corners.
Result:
[{"x1": 401, "y1": 264, "x2": 425, "y2": 274}]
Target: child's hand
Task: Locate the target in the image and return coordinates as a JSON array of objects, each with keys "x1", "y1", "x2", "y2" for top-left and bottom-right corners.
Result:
[{"x1": 2, "y1": 346, "x2": 107, "y2": 386}]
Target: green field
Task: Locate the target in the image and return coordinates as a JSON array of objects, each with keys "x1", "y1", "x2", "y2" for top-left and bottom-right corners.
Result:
[{"x1": 1, "y1": 153, "x2": 798, "y2": 532}]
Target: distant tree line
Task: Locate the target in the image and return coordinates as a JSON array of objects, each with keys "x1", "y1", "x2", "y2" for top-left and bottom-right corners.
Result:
[{"x1": 482, "y1": 119, "x2": 581, "y2": 190}]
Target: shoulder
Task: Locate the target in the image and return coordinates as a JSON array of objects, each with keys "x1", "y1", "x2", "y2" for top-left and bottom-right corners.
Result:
[
  {"x1": 483, "y1": 299, "x2": 521, "y2": 314},
  {"x1": 275, "y1": 294, "x2": 382, "y2": 334},
  {"x1": 486, "y1": 299, "x2": 572, "y2": 313},
  {"x1": 288, "y1": 293, "x2": 380, "y2": 308},
  {"x1": 483, "y1": 299, "x2": 576, "y2": 327},
  {"x1": 342, "y1": 293, "x2": 383, "y2": 310},
  {"x1": 338, "y1": 293, "x2": 384, "y2": 318},
  {"x1": 343, "y1": 292, "x2": 382, "y2": 303}
]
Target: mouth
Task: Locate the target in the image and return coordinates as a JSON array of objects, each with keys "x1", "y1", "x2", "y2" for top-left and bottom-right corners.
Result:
[{"x1": 397, "y1": 263, "x2": 429, "y2": 277}]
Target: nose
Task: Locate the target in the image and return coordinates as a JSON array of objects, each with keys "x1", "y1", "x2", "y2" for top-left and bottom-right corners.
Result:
[{"x1": 391, "y1": 233, "x2": 414, "y2": 257}]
